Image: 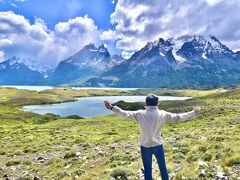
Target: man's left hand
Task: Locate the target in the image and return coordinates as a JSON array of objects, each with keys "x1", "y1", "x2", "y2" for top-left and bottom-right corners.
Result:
[{"x1": 104, "y1": 100, "x2": 113, "y2": 109}]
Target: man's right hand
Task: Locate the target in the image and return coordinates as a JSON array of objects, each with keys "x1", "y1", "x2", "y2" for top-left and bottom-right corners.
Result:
[
  {"x1": 104, "y1": 100, "x2": 113, "y2": 109},
  {"x1": 193, "y1": 107, "x2": 201, "y2": 114}
]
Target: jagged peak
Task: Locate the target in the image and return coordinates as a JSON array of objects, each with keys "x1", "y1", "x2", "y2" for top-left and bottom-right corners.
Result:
[
  {"x1": 84, "y1": 43, "x2": 97, "y2": 50},
  {"x1": 5, "y1": 56, "x2": 29, "y2": 65},
  {"x1": 98, "y1": 44, "x2": 109, "y2": 53},
  {"x1": 209, "y1": 35, "x2": 220, "y2": 42}
]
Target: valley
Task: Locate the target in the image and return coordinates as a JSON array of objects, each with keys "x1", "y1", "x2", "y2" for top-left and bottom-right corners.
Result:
[{"x1": 0, "y1": 87, "x2": 239, "y2": 179}]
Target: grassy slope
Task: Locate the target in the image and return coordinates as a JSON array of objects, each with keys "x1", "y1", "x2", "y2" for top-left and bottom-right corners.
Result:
[{"x1": 0, "y1": 87, "x2": 239, "y2": 179}]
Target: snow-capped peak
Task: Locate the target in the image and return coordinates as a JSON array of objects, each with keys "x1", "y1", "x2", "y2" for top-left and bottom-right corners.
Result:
[
  {"x1": 0, "y1": 56, "x2": 50, "y2": 75},
  {"x1": 207, "y1": 35, "x2": 230, "y2": 53}
]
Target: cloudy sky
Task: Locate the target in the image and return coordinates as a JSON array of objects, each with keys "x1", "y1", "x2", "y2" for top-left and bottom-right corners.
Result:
[{"x1": 0, "y1": 0, "x2": 240, "y2": 66}]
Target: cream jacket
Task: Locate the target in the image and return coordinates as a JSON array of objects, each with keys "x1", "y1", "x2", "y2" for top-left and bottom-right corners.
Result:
[{"x1": 112, "y1": 106, "x2": 196, "y2": 147}]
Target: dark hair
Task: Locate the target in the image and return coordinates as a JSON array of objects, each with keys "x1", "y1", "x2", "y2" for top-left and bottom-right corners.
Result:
[{"x1": 146, "y1": 93, "x2": 158, "y2": 106}]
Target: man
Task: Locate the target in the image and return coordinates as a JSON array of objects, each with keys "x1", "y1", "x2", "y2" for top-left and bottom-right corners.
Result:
[{"x1": 104, "y1": 93, "x2": 201, "y2": 180}]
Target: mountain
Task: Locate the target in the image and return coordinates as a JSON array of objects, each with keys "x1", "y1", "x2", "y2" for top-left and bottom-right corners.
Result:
[
  {"x1": 1, "y1": 35, "x2": 240, "y2": 88},
  {"x1": 50, "y1": 44, "x2": 116, "y2": 84},
  {"x1": 0, "y1": 57, "x2": 47, "y2": 85},
  {"x1": 84, "y1": 35, "x2": 240, "y2": 88}
]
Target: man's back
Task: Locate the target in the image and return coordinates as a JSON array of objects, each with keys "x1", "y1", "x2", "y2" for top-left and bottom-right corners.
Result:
[
  {"x1": 137, "y1": 106, "x2": 165, "y2": 147},
  {"x1": 112, "y1": 105, "x2": 196, "y2": 147}
]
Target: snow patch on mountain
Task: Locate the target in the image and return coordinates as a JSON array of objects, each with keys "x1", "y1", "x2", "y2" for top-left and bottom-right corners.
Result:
[{"x1": 0, "y1": 57, "x2": 51, "y2": 76}]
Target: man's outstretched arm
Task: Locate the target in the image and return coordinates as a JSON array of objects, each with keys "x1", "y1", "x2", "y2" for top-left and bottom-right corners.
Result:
[
  {"x1": 104, "y1": 100, "x2": 141, "y2": 122},
  {"x1": 165, "y1": 107, "x2": 201, "y2": 124}
]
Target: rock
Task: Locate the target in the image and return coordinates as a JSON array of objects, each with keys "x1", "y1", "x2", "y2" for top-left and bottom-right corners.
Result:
[
  {"x1": 34, "y1": 176, "x2": 41, "y2": 180},
  {"x1": 216, "y1": 172, "x2": 226, "y2": 179},
  {"x1": 37, "y1": 156, "x2": 46, "y2": 163},
  {"x1": 37, "y1": 156, "x2": 45, "y2": 161},
  {"x1": 110, "y1": 176, "x2": 116, "y2": 180},
  {"x1": 129, "y1": 156, "x2": 135, "y2": 161},
  {"x1": 169, "y1": 172, "x2": 176, "y2": 178},
  {"x1": 90, "y1": 164, "x2": 94, "y2": 168},
  {"x1": 95, "y1": 147, "x2": 100, "y2": 151},
  {"x1": 172, "y1": 147, "x2": 178, "y2": 152},
  {"x1": 201, "y1": 136, "x2": 208, "y2": 141},
  {"x1": 10, "y1": 166, "x2": 16, "y2": 170},
  {"x1": 110, "y1": 144, "x2": 117, "y2": 150},
  {"x1": 199, "y1": 161, "x2": 209, "y2": 168},
  {"x1": 98, "y1": 150, "x2": 106, "y2": 156},
  {"x1": 169, "y1": 138, "x2": 177, "y2": 143},
  {"x1": 138, "y1": 168, "x2": 144, "y2": 180},
  {"x1": 74, "y1": 175, "x2": 79, "y2": 179},
  {"x1": 64, "y1": 172, "x2": 71, "y2": 177},
  {"x1": 125, "y1": 144, "x2": 131, "y2": 148},
  {"x1": 3, "y1": 174, "x2": 10, "y2": 180},
  {"x1": 64, "y1": 164, "x2": 72, "y2": 169},
  {"x1": 0, "y1": 167, "x2": 4, "y2": 171},
  {"x1": 199, "y1": 169, "x2": 206, "y2": 177},
  {"x1": 125, "y1": 150, "x2": 130, "y2": 154},
  {"x1": 76, "y1": 152, "x2": 81, "y2": 156},
  {"x1": 175, "y1": 167, "x2": 182, "y2": 172}
]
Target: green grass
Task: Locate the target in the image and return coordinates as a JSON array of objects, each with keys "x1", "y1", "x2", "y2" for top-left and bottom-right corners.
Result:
[{"x1": 0, "y1": 87, "x2": 239, "y2": 179}]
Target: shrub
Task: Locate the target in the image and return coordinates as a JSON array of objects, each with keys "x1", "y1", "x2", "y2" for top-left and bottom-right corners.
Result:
[
  {"x1": 74, "y1": 138, "x2": 85, "y2": 144},
  {"x1": 110, "y1": 153, "x2": 128, "y2": 163},
  {"x1": 110, "y1": 167, "x2": 134, "y2": 180},
  {"x1": 186, "y1": 153, "x2": 199, "y2": 163},
  {"x1": 179, "y1": 147, "x2": 190, "y2": 155},
  {"x1": 64, "y1": 151, "x2": 76, "y2": 159},
  {"x1": 202, "y1": 152, "x2": 212, "y2": 161},
  {"x1": 198, "y1": 145, "x2": 207, "y2": 152},
  {"x1": 226, "y1": 155, "x2": 240, "y2": 166},
  {"x1": 23, "y1": 160, "x2": 32, "y2": 165},
  {"x1": 47, "y1": 157, "x2": 65, "y2": 168},
  {"x1": 6, "y1": 160, "x2": 21, "y2": 166},
  {"x1": 173, "y1": 152, "x2": 185, "y2": 160}
]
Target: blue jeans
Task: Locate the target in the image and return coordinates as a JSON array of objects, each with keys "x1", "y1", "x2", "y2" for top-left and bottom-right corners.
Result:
[{"x1": 141, "y1": 145, "x2": 169, "y2": 180}]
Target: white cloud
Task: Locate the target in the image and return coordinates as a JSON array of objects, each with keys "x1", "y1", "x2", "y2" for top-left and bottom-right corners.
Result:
[
  {"x1": 205, "y1": 0, "x2": 223, "y2": 6},
  {"x1": 121, "y1": 50, "x2": 134, "y2": 59},
  {"x1": 0, "y1": 51, "x2": 4, "y2": 62},
  {"x1": 100, "y1": 29, "x2": 115, "y2": 40},
  {"x1": 0, "y1": 11, "x2": 99, "y2": 66},
  {"x1": 105, "y1": 0, "x2": 240, "y2": 51},
  {"x1": 9, "y1": 2, "x2": 18, "y2": 8}
]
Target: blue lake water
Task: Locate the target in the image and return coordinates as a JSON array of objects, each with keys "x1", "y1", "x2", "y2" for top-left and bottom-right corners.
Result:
[{"x1": 22, "y1": 96, "x2": 192, "y2": 118}]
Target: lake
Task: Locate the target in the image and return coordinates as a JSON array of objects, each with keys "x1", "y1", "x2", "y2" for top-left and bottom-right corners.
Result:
[
  {"x1": 22, "y1": 96, "x2": 192, "y2": 118},
  {"x1": 1, "y1": 85, "x2": 139, "y2": 91}
]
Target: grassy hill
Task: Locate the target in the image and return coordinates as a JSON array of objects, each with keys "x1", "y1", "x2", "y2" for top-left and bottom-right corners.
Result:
[{"x1": 0, "y1": 87, "x2": 239, "y2": 179}]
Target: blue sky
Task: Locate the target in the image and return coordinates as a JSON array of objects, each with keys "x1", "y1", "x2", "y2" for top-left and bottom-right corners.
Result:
[
  {"x1": 0, "y1": 0, "x2": 240, "y2": 66},
  {"x1": 0, "y1": 0, "x2": 116, "y2": 29}
]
